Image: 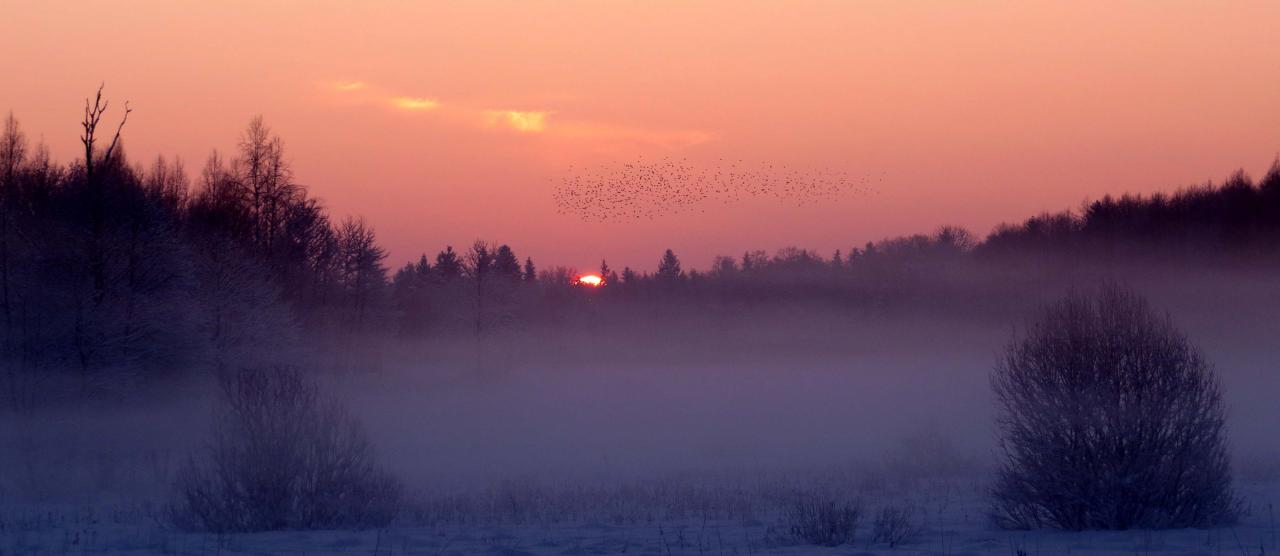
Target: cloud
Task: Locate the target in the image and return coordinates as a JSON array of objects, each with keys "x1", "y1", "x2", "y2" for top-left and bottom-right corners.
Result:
[
  {"x1": 319, "y1": 81, "x2": 441, "y2": 111},
  {"x1": 484, "y1": 110, "x2": 549, "y2": 133},
  {"x1": 393, "y1": 97, "x2": 441, "y2": 111},
  {"x1": 481, "y1": 108, "x2": 713, "y2": 149},
  {"x1": 318, "y1": 80, "x2": 713, "y2": 149}
]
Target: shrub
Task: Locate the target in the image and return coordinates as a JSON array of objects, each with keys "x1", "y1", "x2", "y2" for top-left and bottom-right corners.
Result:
[
  {"x1": 781, "y1": 491, "x2": 862, "y2": 546},
  {"x1": 172, "y1": 366, "x2": 401, "y2": 532},
  {"x1": 871, "y1": 504, "x2": 922, "y2": 547},
  {"x1": 990, "y1": 285, "x2": 1238, "y2": 530}
]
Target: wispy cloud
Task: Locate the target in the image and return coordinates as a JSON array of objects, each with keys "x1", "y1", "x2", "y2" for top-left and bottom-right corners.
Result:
[
  {"x1": 478, "y1": 110, "x2": 712, "y2": 148},
  {"x1": 393, "y1": 97, "x2": 441, "y2": 111},
  {"x1": 320, "y1": 81, "x2": 442, "y2": 112},
  {"x1": 484, "y1": 110, "x2": 549, "y2": 133},
  {"x1": 318, "y1": 79, "x2": 714, "y2": 149}
]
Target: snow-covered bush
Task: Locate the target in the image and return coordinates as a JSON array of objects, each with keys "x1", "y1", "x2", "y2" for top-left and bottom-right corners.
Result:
[
  {"x1": 172, "y1": 366, "x2": 401, "y2": 532},
  {"x1": 871, "y1": 503, "x2": 922, "y2": 547},
  {"x1": 780, "y1": 491, "x2": 862, "y2": 546},
  {"x1": 990, "y1": 285, "x2": 1238, "y2": 530}
]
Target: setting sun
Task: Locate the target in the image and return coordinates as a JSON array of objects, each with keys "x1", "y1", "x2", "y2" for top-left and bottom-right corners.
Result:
[{"x1": 575, "y1": 274, "x2": 603, "y2": 287}]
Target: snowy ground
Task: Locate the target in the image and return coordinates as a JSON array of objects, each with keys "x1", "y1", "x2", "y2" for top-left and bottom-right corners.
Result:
[
  {"x1": 3, "y1": 310, "x2": 1276, "y2": 555},
  {"x1": 3, "y1": 475, "x2": 1277, "y2": 556}
]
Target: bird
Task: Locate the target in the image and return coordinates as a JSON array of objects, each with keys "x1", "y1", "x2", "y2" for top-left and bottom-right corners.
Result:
[{"x1": 552, "y1": 156, "x2": 882, "y2": 222}]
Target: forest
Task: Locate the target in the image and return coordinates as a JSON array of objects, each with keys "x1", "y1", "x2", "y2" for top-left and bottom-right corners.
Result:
[{"x1": 2, "y1": 95, "x2": 1278, "y2": 407}]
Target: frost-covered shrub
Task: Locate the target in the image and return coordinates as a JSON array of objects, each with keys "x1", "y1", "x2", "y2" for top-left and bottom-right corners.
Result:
[
  {"x1": 991, "y1": 286, "x2": 1238, "y2": 530},
  {"x1": 172, "y1": 366, "x2": 401, "y2": 532},
  {"x1": 871, "y1": 503, "x2": 922, "y2": 547},
  {"x1": 781, "y1": 491, "x2": 862, "y2": 546}
]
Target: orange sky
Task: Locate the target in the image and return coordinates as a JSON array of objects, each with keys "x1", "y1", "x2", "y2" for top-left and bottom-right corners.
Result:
[{"x1": 2, "y1": 1, "x2": 1278, "y2": 271}]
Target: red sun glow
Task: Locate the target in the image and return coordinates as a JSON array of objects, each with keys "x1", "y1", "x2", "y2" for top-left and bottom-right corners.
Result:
[{"x1": 576, "y1": 274, "x2": 604, "y2": 287}]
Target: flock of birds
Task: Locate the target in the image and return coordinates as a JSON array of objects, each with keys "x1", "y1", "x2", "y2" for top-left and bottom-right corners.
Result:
[{"x1": 552, "y1": 156, "x2": 882, "y2": 222}]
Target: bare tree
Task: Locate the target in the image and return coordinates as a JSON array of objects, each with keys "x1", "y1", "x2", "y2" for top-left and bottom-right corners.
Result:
[
  {"x1": 0, "y1": 112, "x2": 26, "y2": 330},
  {"x1": 336, "y1": 216, "x2": 388, "y2": 332},
  {"x1": 236, "y1": 116, "x2": 297, "y2": 254},
  {"x1": 79, "y1": 84, "x2": 131, "y2": 187},
  {"x1": 143, "y1": 154, "x2": 189, "y2": 212},
  {"x1": 990, "y1": 285, "x2": 1239, "y2": 530},
  {"x1": 0, "y1": 113, "x2": 28, "y2": 408},
  {"x1": 79, "y1": 85, "x2": 132, "y2": 306},
  {"x1": 465, "y1": 240, "x2": 494, "y2": 337},
  {"x1": 192, "y1": 238, "x2": 293, "y2": 372},
  {"x1": 0, "y1": 112, "x2": 26, "y2": 187}
]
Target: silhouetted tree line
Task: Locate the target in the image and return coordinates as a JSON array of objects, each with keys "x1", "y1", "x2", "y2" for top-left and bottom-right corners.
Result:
[
  {"x1": 563, "y1": 164, "x2": 1280, "y2": 314},
  {"x1": 389, "y1": 240, "x2": 535, "y2": 338},
  {"x1": 0, "y1": 91, "x2": 398, "y2": 407},
  {"x1": 559, "y1": 226, "x2": 979, "y2": 313},
  {"x1": 978, "y1": 165, "x2": 1280, "y2": 263},
  {"x1": 327, "y1": 160, "x2": 1280, "y2": 340},
  {"x1": 4, "y1": 90, "x2": 1277, "y2": 404}
]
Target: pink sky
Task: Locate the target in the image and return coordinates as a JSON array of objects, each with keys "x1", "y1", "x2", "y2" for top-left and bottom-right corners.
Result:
[{"x1": 2, "y1": 1, "x2": 1278, "y2": 271}]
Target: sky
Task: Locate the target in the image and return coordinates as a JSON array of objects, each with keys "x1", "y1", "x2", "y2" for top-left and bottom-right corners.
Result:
[{"x1": 2, "y1": 0, "x2": 1278, "y2": 271}]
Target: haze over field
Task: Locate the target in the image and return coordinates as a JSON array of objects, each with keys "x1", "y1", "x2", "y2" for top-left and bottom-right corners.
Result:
[{"x1": 2, "y1": 2, "x2": 1280, "y2": 554}]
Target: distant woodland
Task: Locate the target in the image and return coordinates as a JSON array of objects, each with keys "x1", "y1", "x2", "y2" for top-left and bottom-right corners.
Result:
[{"x1": 2, "y1": 93, "x2": 1278, "y2": 407}]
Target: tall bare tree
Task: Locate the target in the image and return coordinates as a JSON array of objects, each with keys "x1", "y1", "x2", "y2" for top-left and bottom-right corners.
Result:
[
  {"x1": 336, "y1": 216, "x2": 387, "y2": 331},
  {"x1": 79, "y1": 84, "x2": 131, "y2": 188},
  {"x1": 236, "y1": 116, "x2": 297, "y2": 255}
]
